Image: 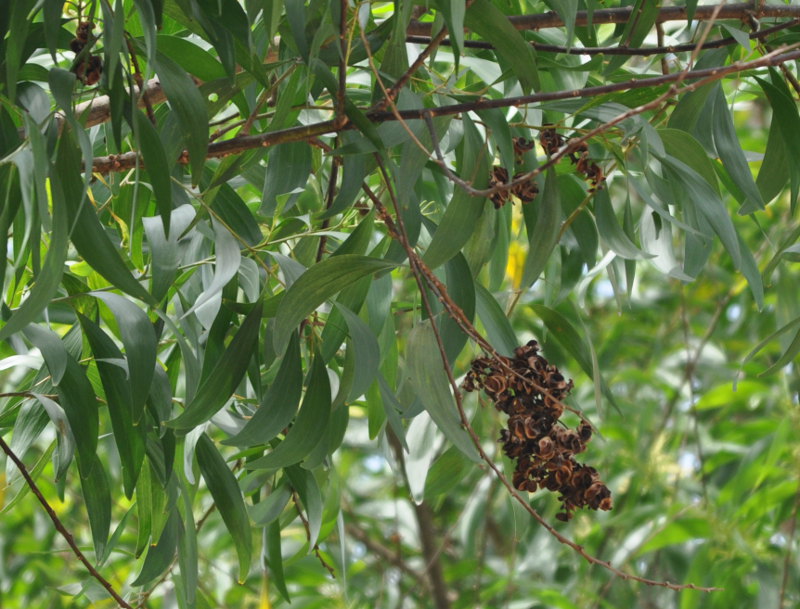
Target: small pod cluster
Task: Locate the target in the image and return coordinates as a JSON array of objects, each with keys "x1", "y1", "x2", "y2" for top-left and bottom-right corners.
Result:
[
  {"x1": 463, "y1": 340, "x2": 612, "y2": 522},
  {"x1": 540, "y1": 124, "x2": 606, "y2": 192},
  {"x1": 488, "y1": 137, "x2": 539, "y2": 209},
  {"x1": 70, "y1": 21, "x2": 103, "y2": 86}
]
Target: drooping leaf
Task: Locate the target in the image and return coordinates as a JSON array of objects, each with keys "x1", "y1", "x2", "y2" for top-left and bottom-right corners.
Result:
[
  {"x1": 246, "y1": 352, "x2": 331, "y2": 470},
  {"x1": 168, "y1": 301, "x2": 263, "y2": 431},
  {"x1": 225, "y1": 332, "x2": 302, "y2": 446},
  {"x1": 272, "y1": 255, "x2": 397, "y2": 356},
  {"x1": 406, "y1": 321, "x2": 480, "y2": 462},
  {"x1": 196, "y1": 434, "x2": 252, "y2": 582}
]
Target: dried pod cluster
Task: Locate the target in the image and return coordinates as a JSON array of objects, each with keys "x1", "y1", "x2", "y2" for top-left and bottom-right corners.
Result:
[
  {"x1": 541, "y1": 124, "x2": 606, "y2": 192},
  {"x1": 463, "y1": 340, "x2": 612, "y2": 522},
  {"x1": 488, "y1": 136, "x2": 540, "y2": 209},
  {"x1": 70, "y1": 21, "x2": 103, "y2": 86}
]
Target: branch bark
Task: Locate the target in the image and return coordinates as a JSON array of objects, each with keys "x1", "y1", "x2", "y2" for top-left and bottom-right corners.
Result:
[
  {"x1": 407, "y1": 3, "x2": 800, "y2": 35},
  {"x1": 87, "y1": 48, "x2": 800, "y2": 174},
  {"x1": 0, "y1": 435, "x2": 134, "y2": 609}
]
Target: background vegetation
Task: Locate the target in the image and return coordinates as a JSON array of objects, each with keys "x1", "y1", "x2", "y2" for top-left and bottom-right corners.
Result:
[{"x1": 1, "y1": 1, "x2": 799, "y2": 608}]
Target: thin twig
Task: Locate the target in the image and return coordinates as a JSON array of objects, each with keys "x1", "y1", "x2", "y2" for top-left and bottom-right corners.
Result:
[{"x1": 0, "y1": 435, "x2": 135, "y2": 609}]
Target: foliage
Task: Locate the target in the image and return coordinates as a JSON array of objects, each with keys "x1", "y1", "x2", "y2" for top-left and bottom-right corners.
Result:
[{"x1": 1, "y1": 1, "x2": 800, "y2": 608}]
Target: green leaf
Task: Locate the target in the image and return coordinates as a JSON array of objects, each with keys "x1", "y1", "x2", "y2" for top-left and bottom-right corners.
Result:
[
  {"x1": 246, "y1": 352, "x2": 331, "y2": 470},
  {"x1": 79, "y1": 456, "x2": 111, "y2": 559},
  {"x1": 0, "y1": 138, "x2": 69, "y2": 341},
  {"x1": 153, "y1": 51, "x2": 209, "y2": 184},
  {"x1": 92, "y1": 292, "x2": 157, "y2": 423},
  {"x1": 529, "y1": 304, "x2": 618, "y2": 411},
  {"x1": 272, "y1": 255, "x2": 397, "y2": 356},
  {"x1": 196, "y1": 434, "x2": 252, "y2": 582},
  {"x1": 424, "y1": 114, "x2": 489, "y2": 269},
  {"x1": 594, "y1": 188, "x2": 651, "y2": 260},
  {"x1": 132, "y1": 508, "x2": 181, "y2": 586},
  {"x1": 142, "y1": 204, "x2": 196, "y2": 302},
  {"x1": 250, "y1": 483, "x2": 291, "y2": 525},
  {"x1": 521, "y1": 169, "x2": 560, "y2": 288},
  {"x1": 285, "y1": 466, "x2": 323, "y2": 549},
  {"x1": 225, "y1": 332, "x2": 302, "y2": 446},
  {"x1": 23, "y1": 325, "x2": 99, "y2": 475},
  {"x1": 474, "y1": 283, "x2": 517, "y2": 357},
  {"x1": 406, "y1": 321, "x2": 480, "y2": 462},
  {"x1": 182, "y1": 219, "x2": 242, "y2": 319},
  {"x1": 465, "y1": 0, "x2": 539, "y2": 92},
  {"x1": 336, "y1": 305, "x2": 380, "y2": 402},
  {"x1": 168, "y1": 301, "x2": 263, "y2": 431},
  {"x1": 710, "y1": 85, "x2": 765, "y2": 214},
  {"x1": 133, "y1": 109, "x2": 172, "y2": 233},
  {"x1": 266, "y1": 520, "x2": 290, "y2": 602},
  {"x1": 79, "y1": 315, "x2": 146, "y2": 498}
]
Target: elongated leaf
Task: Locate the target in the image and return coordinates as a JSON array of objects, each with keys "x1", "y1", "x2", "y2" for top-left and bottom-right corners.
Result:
[
  {"x1": 182, "y1": 218, "x2": 242, "y2": 320},
  {"x1": 196, "y1": 434, "x2": 252, "y2": 582},
  {"x1": 594, "y1": 189, "x2": 651, "y2": 259},
  {"x1": 142, "y1": 204, "x2": 196, "y2": 302},
  {"x1": 169, "y1": 301, "x2": 263, "y2": 430},
  {"x1": 133, "y1": 109, "x2": 172, "y2": 233},
  {"x1": 272, "y1": 255, "x2": 397, "y2": 355},
  {"x1": 246, "y1": 352, "x2": 331, "y2": 470},
  {"x1": 529, "y1": 304, "x2": 618, "y2": 410},
  {"x1": 132, "y1": 508, "x2": 181, "y2": 586},
  {"x1": 465, "y1": 0, "x2": 539, "y2": 92},
  {"x1": 424, "y1": 114, "x2": 489, "y2": 269},
  {"x1": 286, "y1": 466, "x2": 323, "y2": 549},
  {"x1": 153, "y1": 52, "x2": 209, "y2": 183},
  {"x1": 0, "y1": 139, "x2": 70, "y2": 341},
  {"x1": 522, "y1": 169, "x2": 560, "y2": 288},
  {"x1": 336, "y1": 305, "x2": 380, "y2": 401},
  {"x1": 79, "y1": 315, "x2": 146, "y2": 498},
  {"x1": 406, "y1": 321, "x2": 480, "y2": 462},
  {"x1": 225, "y1": 333, "x2": 302, "y2": 446},
  {"x1": 710, "y1": 85, "x2": 764, "y2": 214},
  {"x1": 23, "y1": 325, "x2": 98, "y2": 474},
  {"x1": 266, "y1": 520, "x2": 290, "y2": 602},
  {"x1": 475, "y1": 284, "x2": 517, "y2": 357},
  {"x1": 79, "y1": 455, "x2": 111, "y2": 559},
  {"x1": 250, "y1": 483, "x2": 291, "y2": 525},
  {"x1": 92, "y1": 292, "x2": 157, "y2": 423}
]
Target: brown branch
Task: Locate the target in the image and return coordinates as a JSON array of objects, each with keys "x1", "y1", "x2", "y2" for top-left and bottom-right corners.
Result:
[
  {"x1": 88, "y1": 48, "x2": 800, "y2": 175},
  {"x1": 0, "y1": 435, "x2": 135, "y2": 609},
  {"x1": 407, "y1": 18, "x2": 798, "y2": 56},
  {"x1": 74, "y1": 78, "x2": 165, "y2": 128},
  {"x1": 407, "y1": 3, "x2": 800, "y2": 35}
]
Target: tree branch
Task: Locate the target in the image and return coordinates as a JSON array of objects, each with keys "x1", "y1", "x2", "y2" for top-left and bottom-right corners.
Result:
[
  {"x1": 87, "y1": 48, "x2": 800, "y2": 175},
  {"x1": 407, "y1": 3, "x2": 800, "y2": 35},
  {"x1": 0, "y1": 435, "x2": 134, "y2": 609}
]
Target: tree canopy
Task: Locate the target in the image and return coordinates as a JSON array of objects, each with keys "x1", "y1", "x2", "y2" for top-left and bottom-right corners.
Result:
[{"x1": 1, "y1": 1, "x2": 800, "y2": 608}]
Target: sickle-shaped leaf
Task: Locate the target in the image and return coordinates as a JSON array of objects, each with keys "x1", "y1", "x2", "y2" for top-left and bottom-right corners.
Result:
[
  {"x1": 92, "y1": 292, "x2": 157, "y2": 423},
  {"x1": 272, "y1": 255, "x2": 397, "y2": 356},
  {"x1": 406, "y1": 321, "x2": 480, "y2": 462},
  {"x1": 168, "y1": 301, "x2": 263, "y2": 431},
  {"x1": 224, "y1": 332, "x2": 302, "y2": 446},
  {"x1": 196, "y1": 434, "x2": 252, "y2": 582},
  {"x1": 23, "y1": 324, "x2": 98, "y2": 474},
  {"x1": 246, "y1": 352, "x2": 331, "y2": 470}
]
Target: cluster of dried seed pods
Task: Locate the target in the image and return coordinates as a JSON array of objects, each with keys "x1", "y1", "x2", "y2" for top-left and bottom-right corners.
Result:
[
  {"x1": 71, "y1": 21, "x2": 103, "y2": 86},
  {"x1": 463, "y1": 340, "x2": 612, "y2": 522},
  {"x1": 540, "y1": 124, "x2": 606, "y2": 192},
  {"x1": 488, "y1": 137, "x2": 540, "y2": 209}
]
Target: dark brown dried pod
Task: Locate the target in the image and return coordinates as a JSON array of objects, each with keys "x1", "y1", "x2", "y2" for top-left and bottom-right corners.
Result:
[
  {"x1": 539, "y1": 125, "x2": 564, "y2": 155},
  {"x1": 513, "y1": 136, "x2": 535, "y2": 158},
  {"x1": 488, "y1": 166, "x2": 511, "y2": 209},
  {"x1": 512, "y1": 172, "x2": 539, "y2": 202}
]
